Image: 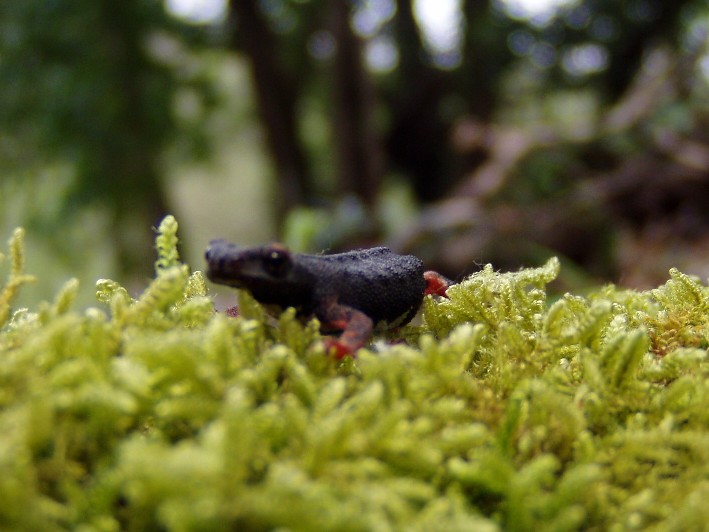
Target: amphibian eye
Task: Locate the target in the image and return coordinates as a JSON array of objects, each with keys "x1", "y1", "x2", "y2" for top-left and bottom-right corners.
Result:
[{"x1": 264, "y1": 249, "x2": 291, "y2": 277}]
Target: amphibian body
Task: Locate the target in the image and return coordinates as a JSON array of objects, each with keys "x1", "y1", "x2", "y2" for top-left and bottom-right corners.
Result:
[{"x1": 204, "y1": 241, "x2": 450, "y2": 357}]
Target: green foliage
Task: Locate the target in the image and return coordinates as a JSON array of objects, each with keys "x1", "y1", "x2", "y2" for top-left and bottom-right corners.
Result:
[
  {"x1": 1, "y1": 219, "x2": 708, "y2": 530},
  {"x1": 0, "y1": 228, "x2": 36, "y2": 327}
]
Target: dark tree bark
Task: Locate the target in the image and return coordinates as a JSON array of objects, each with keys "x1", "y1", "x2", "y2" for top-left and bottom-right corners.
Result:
[
  {"x1": 227, "y1": 0, "x2": 312, "y2": 218},
  {"x1": 385, "y1": 0, "x2": 453, "y2": 202},
  {"x1": 330, "y1": 0, "x2": 381, "y2": 207},
  {"x1": 458, "y1": 0, "x2": 507, "y2": 121}
]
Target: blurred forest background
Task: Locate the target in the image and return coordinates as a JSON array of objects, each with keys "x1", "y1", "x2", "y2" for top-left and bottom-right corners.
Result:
[{"x1": 1, "y1": 0, "x2": 709, "y2": 306}]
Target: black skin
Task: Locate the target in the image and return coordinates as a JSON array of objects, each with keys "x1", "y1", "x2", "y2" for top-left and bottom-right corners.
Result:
[{"x1": 204, "y1": 240, "x2": 451, "y2": 357}]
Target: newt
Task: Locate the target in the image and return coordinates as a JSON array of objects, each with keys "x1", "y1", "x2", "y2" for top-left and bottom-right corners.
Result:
[{"x1": 204, "y1": 241, "x2": 450, "y2": 358}]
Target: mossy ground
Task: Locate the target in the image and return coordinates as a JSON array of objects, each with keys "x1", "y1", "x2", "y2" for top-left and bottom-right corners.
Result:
[{"x1": 0, "y1": 216, "x2": 708, "y2": 531}]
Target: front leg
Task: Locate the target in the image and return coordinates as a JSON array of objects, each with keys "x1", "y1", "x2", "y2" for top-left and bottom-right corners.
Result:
[{"x1": 317, "y1": 299, "x2": 373, "y2": 359}]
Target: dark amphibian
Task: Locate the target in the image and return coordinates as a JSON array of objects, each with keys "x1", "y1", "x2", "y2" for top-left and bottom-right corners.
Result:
[{"x1": 205, "y1": 240, "x2": 451, "y2": 358}]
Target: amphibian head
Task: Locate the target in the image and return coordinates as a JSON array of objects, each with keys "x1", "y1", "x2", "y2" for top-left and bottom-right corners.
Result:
[{"x1": 204, "y1": 240, "x2": 314, "y2": 307}]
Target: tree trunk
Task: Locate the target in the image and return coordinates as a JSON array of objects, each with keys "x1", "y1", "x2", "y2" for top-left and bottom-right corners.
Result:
[
  {"x1": 227, "y1": 0, "x2": 312, "y2": 219},
  {"x1": 330, "y1": 0, "x2": 381, "y2": 207}
]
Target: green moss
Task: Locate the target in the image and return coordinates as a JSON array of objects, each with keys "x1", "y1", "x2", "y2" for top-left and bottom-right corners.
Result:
[{"x1": 1, "y1": 216, "x2": 708, "y2": 530}]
